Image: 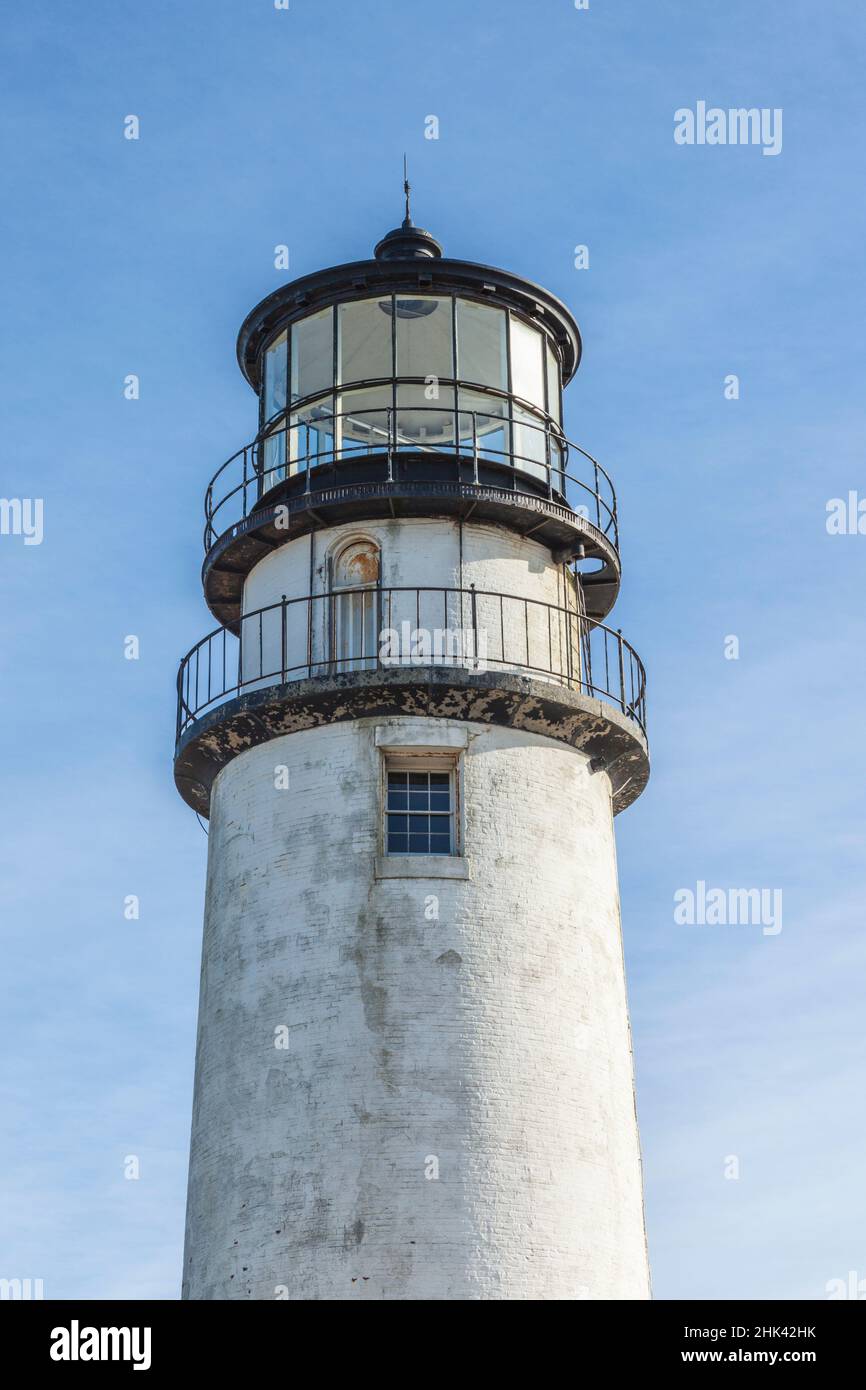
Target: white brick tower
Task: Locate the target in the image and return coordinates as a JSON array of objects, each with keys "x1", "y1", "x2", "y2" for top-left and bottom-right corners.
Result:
[{"x1": 175, "y1": 205, "x2": 650, "y2": 1300}]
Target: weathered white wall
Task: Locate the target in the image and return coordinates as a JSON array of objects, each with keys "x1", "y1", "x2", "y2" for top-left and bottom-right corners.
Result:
[
  {"x1": 183, "y1": 715, "x2": 650, "y2": 1300},
  {"x1": 238, "y1": 517, "x2": 581, "y2": 688},
  {"x1": 242, "y1": 516, "x2": 575, "y2": 613}
]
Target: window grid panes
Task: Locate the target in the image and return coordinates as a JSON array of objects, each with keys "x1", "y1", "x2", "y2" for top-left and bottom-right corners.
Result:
[{"x1": 386, "y1": 770, "x2": 453, "y2": 855}]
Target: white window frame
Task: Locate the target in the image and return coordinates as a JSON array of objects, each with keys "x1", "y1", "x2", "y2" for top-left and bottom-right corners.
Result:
[
  {"x1": 373, "y1": 732, "x2": 469, "y2": 880},
  {"x1": 382, "y1": 755, "x2": 459, "y2": 858}
]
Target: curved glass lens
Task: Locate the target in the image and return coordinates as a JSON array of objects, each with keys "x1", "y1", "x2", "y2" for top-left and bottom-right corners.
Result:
[
  {"x1": 337, "y1": 386, "x2": 391, "y2": 456},
  {"x1": 395, "y1": 297, "x2": 453, "y2": 380},
  {"x1": 456, "y1": 301, "x2": 507, "y2": 391},
  {"x1": 395, "y1": 384, "x2": 456, "y2": 450},
  {"x1": 257, "y1": 298, "x2": 561, "y2": 488},
  {"x1": 291, "y1": 308, "x2": 333, "y2": 403},
  {"x1": 513, "y1": 403, "x2": 548, "y2": 482},
  {"x1": 288, "y1": 394, "x2": 335, "y2": 475},
  {"x1": 457, "y1": 389, "x2": 510, "y2": 463},
  {"x1": 263, "y1": 331, "x2": 287, "y2": 423},
  {"x1": 338, "y1": 299, "x2": 392, "y2": 386},
  {"x1": 510, "y1": 317, "x2": 545, "y2": 411},
  {"x1": 546, "y1": 341, "x2": 561, "y2": 424}
]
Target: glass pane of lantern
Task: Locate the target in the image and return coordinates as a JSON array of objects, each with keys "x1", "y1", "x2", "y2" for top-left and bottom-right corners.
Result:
[
  {"x1": 512, "y1": 403, "x2": 548, "y2": 483},
  {"x1": 396, "y1": 383, "x2": 456, "y2": 452},
  {"x1": 456, "y1": 300, "x2": 507, "y2": 391},
  {"x1": 394, "y1": 297, "x2": 453, "y2": 381},
  {"x1": 456, "y1": 388, "x2": 510, "y2": 464},
  {"x1": 338, "y1": 298, "x2": 392, "y2": 387},
  {"x1": 291, "y1": 308, "x2": 334, "y2": 404},
  {"x1": 263, "y1": 331, "x2": 287, "y2": 424},
  {"x1": 262, "y1": 426, "x2": 287, "y2": 487},
  {"x1": 336, "y1": 386, "x2": 391, "y2": 458},
  {"x1": 510, "y1": 317, "x2": 545, "y2": 411},
  {"x1": 288, "y1": 394, "x2": 335, "y2": 476},
  {"x1": 545, "y1": 340, "x2": 561, "y2": 423}
]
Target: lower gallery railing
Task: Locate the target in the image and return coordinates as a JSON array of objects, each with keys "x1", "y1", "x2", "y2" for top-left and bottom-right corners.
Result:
[{"x1": 176, "y1": 586, "x2": 647, "y2": 746}]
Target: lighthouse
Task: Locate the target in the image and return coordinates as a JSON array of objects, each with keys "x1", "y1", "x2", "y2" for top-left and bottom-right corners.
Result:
[{"x1": 174, "y1": 199, "x2": 651, "y2": 1301}]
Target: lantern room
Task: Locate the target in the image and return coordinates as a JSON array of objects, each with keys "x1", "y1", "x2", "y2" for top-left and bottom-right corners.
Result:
[
  {"x1": 203, "y1": 215, "x2": 620, "y2": 631},
  {"x1": 235, "y1": 216, "x2": 582, "y2": 497},
  {"x1": 255, "y1": 283, "x2": 566, "y2": 490}
]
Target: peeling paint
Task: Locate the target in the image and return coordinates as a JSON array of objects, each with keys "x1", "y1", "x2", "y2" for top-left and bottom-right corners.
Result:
[{"x1": 175, "y1": 667, "x2": 649, "y2": 821}]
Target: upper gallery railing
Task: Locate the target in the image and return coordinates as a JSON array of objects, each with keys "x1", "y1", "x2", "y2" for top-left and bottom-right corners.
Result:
[{"x1": 203, "y1": 405, "x2": 618, "y2": 554}]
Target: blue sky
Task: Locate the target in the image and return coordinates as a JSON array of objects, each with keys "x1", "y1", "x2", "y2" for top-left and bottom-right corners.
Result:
[{"x1": 1, "y1": 0, "x2": 864, "y2": 1299}]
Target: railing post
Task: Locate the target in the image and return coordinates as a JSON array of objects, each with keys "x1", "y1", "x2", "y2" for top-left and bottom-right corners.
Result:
[
  {"x1": 253, "y1": 440, "x2": 263, "y2": 505},
  {"x1": 472, "y1": 412, "x2": 479, "y2": 485},
  {"x1": 546, "y1": 423, "x2": 553, "y2": 500},
  {"x1": 306, "y1": 591, "x2": 314, "y2": 678},
  {"x1": 617, "y1": 629, "x2": 626, "y2": 714},
  {"x1": 376, "y1": 586, "x2": 384, "y2": 671},
  {"x1": 303, "y1": 423, "x2": 311, "y2": 496},
  {"x1": 470, "y1": 583, "x2": 478, "y2": 670},
  {"x1": 546, "y1": 603, "x2": 553, "y2": 677},
  {"x1": 281, "y1": 594, "x2": 287, "y2": 683},
  {"x1": 387, "y1": 406, "x2": 394, "y2": 482},
  {"x1": 594, "y1": 460, "x2": 601, "y2": 532}
]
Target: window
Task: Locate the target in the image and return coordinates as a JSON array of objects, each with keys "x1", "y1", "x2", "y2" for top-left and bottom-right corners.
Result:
[
  {"x1": 385, "y1": 766, "x2": 454, "y2": 855},
  {"x1": 374, "y1": 727, "x2": 468, "y2": 878}
]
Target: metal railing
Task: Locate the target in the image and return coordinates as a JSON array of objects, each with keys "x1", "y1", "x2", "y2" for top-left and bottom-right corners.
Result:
[
  {"x1": 176, "y1": 585, "x2": 646, "y2": 746},
  {"x1": 203, "y1": 405, "x2": 618, "y2": 553}
]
